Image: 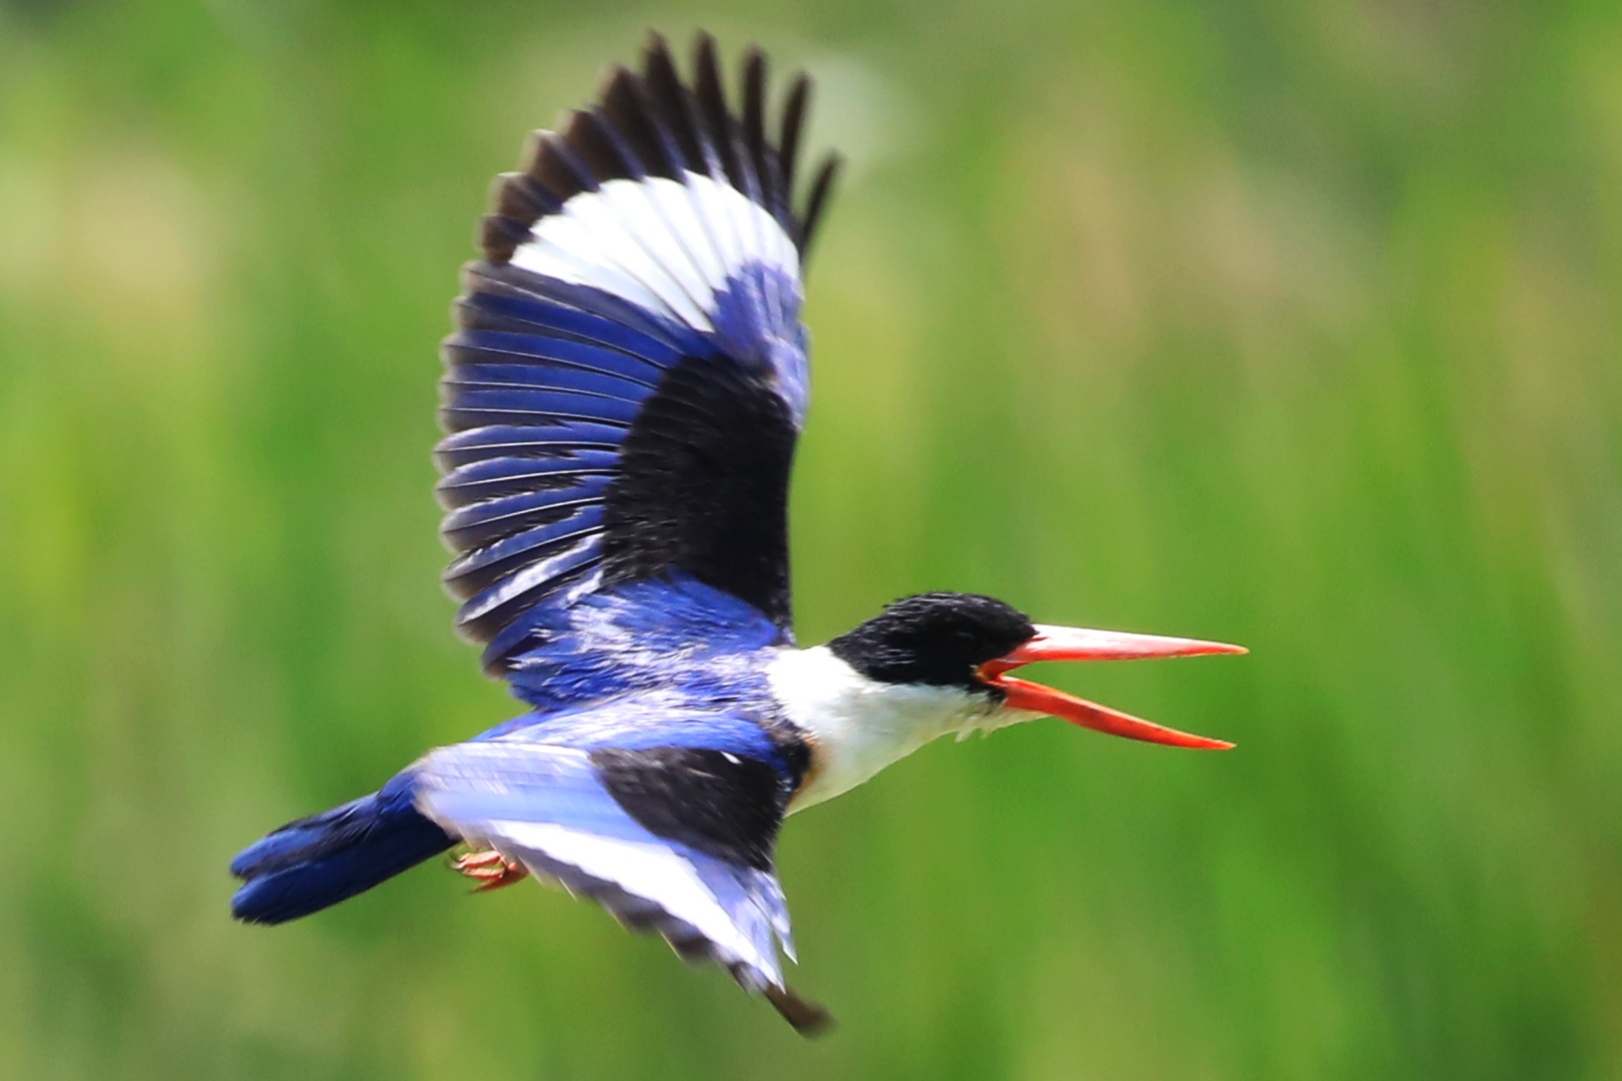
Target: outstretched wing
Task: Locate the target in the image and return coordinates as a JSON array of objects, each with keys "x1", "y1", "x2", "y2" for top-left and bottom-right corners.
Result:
[
  {"x1": 438, "y1": 32, "x2": 841, "y2": 676},
  {"x1": 411, "y1": 702, "x2": 829, "y2": 1031}
]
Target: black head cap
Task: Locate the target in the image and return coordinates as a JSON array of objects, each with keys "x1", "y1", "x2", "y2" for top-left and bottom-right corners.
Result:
[{"x1": 827, "y1": 592, "x2": 1036, "y2": 690}]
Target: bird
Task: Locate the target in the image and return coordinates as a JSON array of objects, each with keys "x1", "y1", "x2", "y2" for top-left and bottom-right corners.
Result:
[{"x1": 229, "y1": 31, "x2": 1246, "y2": 1034}]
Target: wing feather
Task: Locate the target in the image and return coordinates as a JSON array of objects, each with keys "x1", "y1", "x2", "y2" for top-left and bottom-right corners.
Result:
[
  {"x1": 413, "y1": 726, "x2": 798, "y2": 994},
  {"x1": 440, "y1": 34, "x2": 840, "y2": 682}
]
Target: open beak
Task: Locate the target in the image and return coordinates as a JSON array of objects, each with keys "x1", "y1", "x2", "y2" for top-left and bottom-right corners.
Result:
[{"x1": 976, "y1": 625, "x2": 1246, "y2": 750}]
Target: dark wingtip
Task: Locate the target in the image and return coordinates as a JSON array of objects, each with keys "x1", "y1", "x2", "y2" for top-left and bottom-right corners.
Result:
[
  {"x1": 690, "y1": 30, "x2": 723, "y2": 106},
  {"x1": 778, "y1": 72, "x2": 812, "y2": 192},
  {"x1": 691, "y1": 27, "x2": 721, "y2": 65},
  {"x1": 796, "y1": 151, "x2": 843, "y2": 257},
  {"x1": 485, "y1": 29, "x2": 837, "y2": 268},
  {"x1": 642, "y1": 28, "x2": 674, "y2": 61},
  {"x1": 765, "y1": 984, "x2": 836, "y2": 1036}
]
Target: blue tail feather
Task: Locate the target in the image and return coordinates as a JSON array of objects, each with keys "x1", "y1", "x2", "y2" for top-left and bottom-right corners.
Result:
[{"x1": 231, "y1": 776, "x2": 453, "y2": 924}]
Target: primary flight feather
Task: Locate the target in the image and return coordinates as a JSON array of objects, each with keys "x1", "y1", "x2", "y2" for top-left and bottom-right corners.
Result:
[{"x1": 230, "y1": 31, "x2": 1244, "y2": 1034}]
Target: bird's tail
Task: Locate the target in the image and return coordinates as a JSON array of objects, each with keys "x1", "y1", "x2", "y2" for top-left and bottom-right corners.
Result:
[{"x1": 230, "y1": 776, "x2": 453, "y2": 924}]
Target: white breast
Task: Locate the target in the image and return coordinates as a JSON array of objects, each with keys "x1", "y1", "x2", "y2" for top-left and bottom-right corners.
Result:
[{"x1": 767, "y1": 646, "x2": 1011, "y2": 813}]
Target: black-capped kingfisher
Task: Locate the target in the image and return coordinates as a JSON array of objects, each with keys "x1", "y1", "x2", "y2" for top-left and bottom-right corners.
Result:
[{"x1": 229, "y1": 32, "x2": 1246, "y2": 1034}]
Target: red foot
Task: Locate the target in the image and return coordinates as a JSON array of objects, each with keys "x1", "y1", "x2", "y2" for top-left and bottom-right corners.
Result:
[{"x1": 451, "y1": 849, "x2": 529, "y2": 893}]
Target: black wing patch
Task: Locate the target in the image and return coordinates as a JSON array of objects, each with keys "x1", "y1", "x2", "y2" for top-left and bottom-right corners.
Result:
[
  {"x1": 600, "y1": 356, "x2": 798, "y2": 626},
  {"x1": 589, "y1": 744, "x2": 808, "y2": 871}
]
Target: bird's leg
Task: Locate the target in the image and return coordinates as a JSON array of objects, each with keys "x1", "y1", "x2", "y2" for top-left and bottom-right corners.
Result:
[{"x1": 450, "y1": 848, "x2": 529, "y2": 893}]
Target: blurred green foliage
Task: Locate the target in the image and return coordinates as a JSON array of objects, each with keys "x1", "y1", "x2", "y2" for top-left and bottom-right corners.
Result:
[{"x1": 2, "y1": 0, "x2": 1621, "y2": 1077}]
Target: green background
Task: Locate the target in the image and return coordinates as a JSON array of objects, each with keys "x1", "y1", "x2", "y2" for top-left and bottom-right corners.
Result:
[{"x1": 3, "y1": 1, "x2": 1621, "y2": 1077}]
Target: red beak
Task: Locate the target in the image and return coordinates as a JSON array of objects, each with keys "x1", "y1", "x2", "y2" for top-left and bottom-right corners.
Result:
[{"x1": 976, "y1": 625, "x2": 1245, "y2": 750}]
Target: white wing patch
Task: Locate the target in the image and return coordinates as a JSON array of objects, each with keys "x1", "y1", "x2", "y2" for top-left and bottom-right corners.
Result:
[
  {"x1": 486, "y1": 819, "x2": 780, "y2": 982},
  {"x1": 510, "y1": 172, "x2": 800, "y2": 333},
  {"x1": 413, "y1": 738, "x2": 790, "y2": 990}
]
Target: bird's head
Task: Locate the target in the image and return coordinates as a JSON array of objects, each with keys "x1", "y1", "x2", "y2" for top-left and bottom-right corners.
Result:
[{"x1": 825, "y1": 592, "x2": 1243, "y2": 749}]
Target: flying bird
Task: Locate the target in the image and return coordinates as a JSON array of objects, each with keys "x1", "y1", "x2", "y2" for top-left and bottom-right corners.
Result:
[{"x1": 230, "y1": 32, "x2": 1245, "y2": 1034}]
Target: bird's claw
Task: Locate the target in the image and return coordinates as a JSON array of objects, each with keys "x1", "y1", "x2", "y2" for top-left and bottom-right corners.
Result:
[{"x1": 451, "y1": 848, "x2": 529, "y2": 893}]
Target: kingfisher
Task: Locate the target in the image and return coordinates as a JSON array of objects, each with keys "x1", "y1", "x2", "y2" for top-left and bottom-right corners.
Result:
[{"x1": 230, "y1": 32, "x2": 1246, "y2": 1034}]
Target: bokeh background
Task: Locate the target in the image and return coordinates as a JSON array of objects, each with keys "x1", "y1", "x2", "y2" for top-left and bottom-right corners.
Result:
[{"x1": 3, "y1": 0, "x2": 1621, "y2": 1077}]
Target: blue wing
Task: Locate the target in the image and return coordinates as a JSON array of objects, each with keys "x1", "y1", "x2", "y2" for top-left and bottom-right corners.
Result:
[
  {"x1": 439, "y1": 33, "x2": 842, "y2": 679},
  {"x1": 412, "y1": 701, "x2": 806, "y2": 996}
]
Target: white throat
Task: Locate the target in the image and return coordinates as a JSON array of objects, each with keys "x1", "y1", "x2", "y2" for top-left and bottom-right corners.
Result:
[{"x1": 767, "y1": 646, "x2": 1033, "y2": 813}]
